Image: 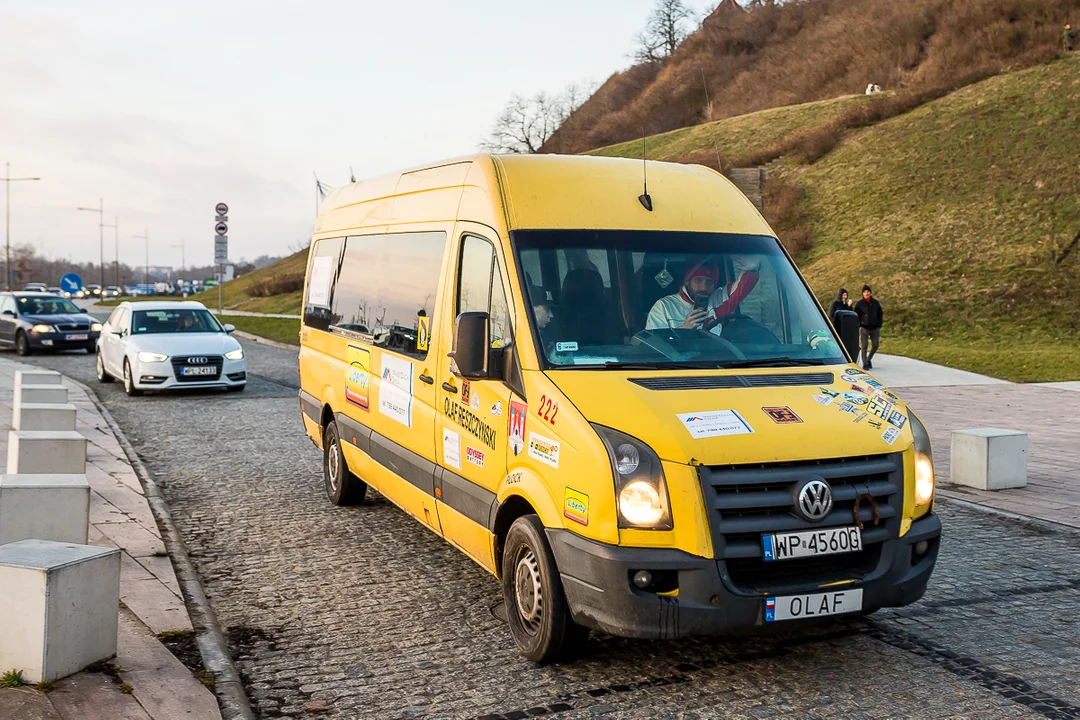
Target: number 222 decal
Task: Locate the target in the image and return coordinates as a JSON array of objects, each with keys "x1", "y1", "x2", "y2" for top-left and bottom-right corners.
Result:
[{"x1": 537, "y1": 395, "x2": 559, "y2": 425}]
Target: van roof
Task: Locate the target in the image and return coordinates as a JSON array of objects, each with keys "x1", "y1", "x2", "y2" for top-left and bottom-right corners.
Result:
[{"x1": 315, "y1": 154, "x2": 772, "y2": 238}]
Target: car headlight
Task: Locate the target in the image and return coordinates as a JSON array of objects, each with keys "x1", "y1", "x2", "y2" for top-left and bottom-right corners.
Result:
[
  {"x1": 30, "y1": 324, "x2": 55, "y2": 334},
  {"x1": 910, "y1": 413, "x2": 935, "y2": 506},
  {"x1": 593, "y1": 424, "x2": 672, "y2": 530},
  {"x1": 91, "y1": 322, "x2": 103, "y2": 332},
  {"x1": 137, "y1": 351, "x2": 168, "y2": 363},
  {"x1": 224, "y1": 348, "x2": 244, "y2": 360}
]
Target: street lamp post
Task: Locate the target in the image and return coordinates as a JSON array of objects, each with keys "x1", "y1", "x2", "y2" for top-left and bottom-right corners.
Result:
[
  {"x1": 132, "y1": 230, "x2": 149, "y2": 288},
  {"x1": 171, "y1": 241, "x2": 185, "y2": 275},
  {"x1": 101, "y1": 216, "x2": 119, "y2": 288},
  {"x1": 3, "y1": 162, "x2": 41, "y2": 291},
  {"x1": 77, "y1": 198, "x2": 106, "y2": 289}
]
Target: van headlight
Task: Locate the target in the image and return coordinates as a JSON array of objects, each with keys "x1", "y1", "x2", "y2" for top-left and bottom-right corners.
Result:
[
  {"x1": 31, "y1": 324, "x2": 55, "y2": 334},
  {"x1": 137, "y1": 351, "x2": 168, "y2": 363},
  {"x1": 593, "y1": 425, "x2": 672, "y2": 530},
  {"x1": 224, "y1": 348, "x2": 244, "y2": 360},
  {"x1": 910, "y1": 413, "x2": 935, "y2": 507}
]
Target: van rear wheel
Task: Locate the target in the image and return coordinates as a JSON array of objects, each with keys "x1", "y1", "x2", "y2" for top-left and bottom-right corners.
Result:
[
  {"x1": 502, "y1": 514, "x2": 590, "y2": 663},
  {"x1": 323, "y1": 420, "x2": 367, "y2": 506}
]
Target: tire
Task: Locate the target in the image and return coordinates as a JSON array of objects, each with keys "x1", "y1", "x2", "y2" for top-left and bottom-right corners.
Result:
[
  {"x1": 502, "y1": 514, "x2": 590, "y2": 663},
  {"x1": 122, "y1": 359, "x2": 142, "y2": 397},
  {"x1": 15, "y1": 331, "x2": 31, "y2": 356},
  {"x1": 84, "y1": 342, "x2": 96, "y2": 354},
  {"x1": 323, "y1": 420, "x2": 366, "y2": 506},
  {"x1": 96, "y1": 352, "x2": 115, "y2": 383}
]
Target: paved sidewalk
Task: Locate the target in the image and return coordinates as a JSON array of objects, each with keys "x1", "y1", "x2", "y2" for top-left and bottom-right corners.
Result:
[
  {"x1": 0, "y1": 357, "x2": 221, "y2": 720},
  {"x1": 868, "y1": 353, "x2": 1010, "y2": 388}
]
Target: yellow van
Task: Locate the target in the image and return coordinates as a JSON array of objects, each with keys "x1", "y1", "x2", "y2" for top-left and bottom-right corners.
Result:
[{"x1": 298, "y1": 154, "x2": 940, "y2": 662}]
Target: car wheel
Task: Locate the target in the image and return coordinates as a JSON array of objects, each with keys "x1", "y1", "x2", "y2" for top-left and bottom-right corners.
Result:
[
  {"x1": 123, "y1": 359, "x2": 142, "y2": 397},
  {"x1": 322, "y1": 419, "x2": 366, "y2": 506},
  {"x1": 15, "y1": 331, "x2": 31, "y2": 356},
  {"x1": 83, "y1": 342, "x2": 96, "y2": 354},
  {"x1": 96, "y1": 352, "x2": 115, "y2": 383},
  {"x1": 502, "y1": 514, "x2": 590, "y2": 663}
]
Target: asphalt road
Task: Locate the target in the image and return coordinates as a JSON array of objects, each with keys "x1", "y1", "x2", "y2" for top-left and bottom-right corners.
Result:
[{"x1": 13, "y1": 339, "x2": 1080, "y2": 720}]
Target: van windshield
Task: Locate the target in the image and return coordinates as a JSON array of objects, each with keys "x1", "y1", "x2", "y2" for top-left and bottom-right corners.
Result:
[{"x1": 513, "y1": 230, "x2": 846, "y2": 369}]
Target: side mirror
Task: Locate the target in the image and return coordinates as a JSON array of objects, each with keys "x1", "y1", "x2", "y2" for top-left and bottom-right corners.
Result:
[
  {"x1": 1, "y1": 310, "x2": 14, "y2": 318},
  {"x1": 450, "y1": 312, "x2": 490, "y2": 379},
  {"x1": 111, "y1": 328, "x2": 125, "y2": 336},
  {"x1": 223, "y1": 323, "x2": 235, "y2": 334},
  {"x1": 834, "y1": 310, "x2": 861, "y2": 361}
]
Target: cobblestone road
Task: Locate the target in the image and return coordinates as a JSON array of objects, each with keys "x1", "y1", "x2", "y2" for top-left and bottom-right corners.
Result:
[{"x1": 17, "y1": 342, "x2": 1080, "y2": 720}]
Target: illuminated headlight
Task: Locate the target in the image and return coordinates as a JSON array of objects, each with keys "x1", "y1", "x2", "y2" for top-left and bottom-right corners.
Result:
[
  {"x1": 30, "y1": 324, "x2": 55, "y2": 334},
  {"x1": 910, "y1": 413, "x2": 935, "y2": 506},
  {"x1": 137, "y1": 351, "x2": 168, "y2": 363},
  {"x1": 594, "y1": 425, "x2": 672, "y2": 530},
  {"x1": 224, "y1": 348, "x2": 244, "y2": 361},
  {"x1": 91, "y1": 322, "x2": 103, "y2": 332}
]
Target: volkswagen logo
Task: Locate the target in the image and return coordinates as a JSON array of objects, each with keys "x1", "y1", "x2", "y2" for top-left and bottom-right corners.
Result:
[
  {"x1": 792, "y1": 476, "x2": 833, "y2": 522},
  {"x1": 188, "y1": 356, "x2": 208, "y2": 364}
]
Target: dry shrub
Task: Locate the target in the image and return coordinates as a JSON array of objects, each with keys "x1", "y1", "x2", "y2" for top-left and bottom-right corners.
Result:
[
  {"x1": 249, "y1": 273, "x2": 304, "y2": 297},
  {"x1": 762, "y1": 176, "x2": 813, "y2": 257}
]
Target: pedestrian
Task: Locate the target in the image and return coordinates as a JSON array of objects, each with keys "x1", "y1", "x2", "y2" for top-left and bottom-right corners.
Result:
[
  {"x1": 853, "y1": 284, "x2": 883, "y2": 370},
  {"x1": 1065, "y1": 24, "x2": 1076, "y2": 52},
  {"x1": 828, "y1": 287, "x2": 851, "y2": 326}
]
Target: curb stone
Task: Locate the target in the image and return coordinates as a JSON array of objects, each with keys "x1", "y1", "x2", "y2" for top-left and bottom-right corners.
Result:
[
  {"x1": 65, "y1": 374, "x2": 256, "y2": 720},
  {"x1": 938, "y1": 495, "x2": 1080, "y2": 537}
]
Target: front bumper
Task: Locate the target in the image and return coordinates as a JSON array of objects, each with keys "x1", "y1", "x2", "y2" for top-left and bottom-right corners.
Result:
[
  {"x1": 29, "y1": 331, "x2": 100, "y2": 349},
  {"x1": 548, "y1": 512, "x2": 941, "y2": 639},
  {"x1": 131, "y1": 358, "x2": 246, "y2": 390}
]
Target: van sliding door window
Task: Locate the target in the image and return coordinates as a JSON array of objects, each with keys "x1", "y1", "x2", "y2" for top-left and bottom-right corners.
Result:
[
  {"x1": 457, "y1": 236, "x2": 512, "y2": 349},
  {"x1": 303, "y1": 237, "x2": 344, "y2": 331},
  {"x1": 330, "y1": 232, "x2": 446, "y2": 359}
]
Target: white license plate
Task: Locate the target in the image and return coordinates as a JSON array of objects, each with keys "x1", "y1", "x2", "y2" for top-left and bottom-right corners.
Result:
[
  {"x1": 65, "y1": 334, "x2": 88, "y2": 341},
  {"x1": 181, "y1": 366, "x2": 216, "y2": 376},
  {"x1": 765, "y1": 588, "x2": 863, "y2": 622},
  {"x1": 763, "y1": 526, "x2": 862, "y2": 562}
]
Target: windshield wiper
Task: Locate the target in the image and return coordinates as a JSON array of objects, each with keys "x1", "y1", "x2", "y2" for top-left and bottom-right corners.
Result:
[
  {"x1": 723, "y1": 357, "x2": 829, "y2": 369},
  {"x1": 598, "y1": 361, "x2": 719, "y2": 370}
]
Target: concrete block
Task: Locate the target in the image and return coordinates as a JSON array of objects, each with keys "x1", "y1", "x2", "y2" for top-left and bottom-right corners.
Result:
[
  {"x1": 6, "y1": 430, "x2": 87, "y2": 475},
  {"x1": 13, "y1": 403, "x2": 78, "y2": 431},
  {"x1": 0, "y1": 474, "x2": 90, "y2": 545},
  {"x1": 14, "y1": 369, "x2": 63, "y2": 386},
  {"x1": 13, "y1": 384, "x2": 69, "y2": 410},
  {"x1": 950, "y1": 428, "x2": 1028, "y2": 491},
  {"x1": 0, "y1": 539, "x2": 120, "y2": 683}
]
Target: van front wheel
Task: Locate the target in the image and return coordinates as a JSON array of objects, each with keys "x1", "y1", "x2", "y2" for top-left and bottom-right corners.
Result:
[
  {"x1": 323, "y1": 420, "x2": 367, "y2": 506},
  {"x1": 502, "y1": 514, "x2": 590, "y2": 663}
]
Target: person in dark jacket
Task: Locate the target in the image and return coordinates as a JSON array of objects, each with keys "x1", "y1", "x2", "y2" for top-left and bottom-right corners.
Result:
[
  {"x1": 853, "y1": 284, "x2": 884, "y2": 370},
  {"x1": 1066, "y1": 24, "x2": 1076, "y2": 52},
  {"x1": 828, "y1": 288, "x2": 852, "y2": 327}
]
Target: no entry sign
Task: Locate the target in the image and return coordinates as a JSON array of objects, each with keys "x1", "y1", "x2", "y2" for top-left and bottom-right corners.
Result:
[
  {"x1": 215, "y1": 221, "x2": 228, "y2": 236},
  {"x1": 215, "y1": 202, "x2": 229, "y2": 217}
]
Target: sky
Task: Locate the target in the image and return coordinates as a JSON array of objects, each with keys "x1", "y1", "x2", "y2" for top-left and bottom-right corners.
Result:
[{"x1": 1, "y1": 0, "x2": 723, "y2": 274}]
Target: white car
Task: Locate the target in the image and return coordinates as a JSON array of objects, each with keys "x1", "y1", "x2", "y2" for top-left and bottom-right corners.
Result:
[{"x1": 95, "y1": 301, "x2": 246, "y2": 396}]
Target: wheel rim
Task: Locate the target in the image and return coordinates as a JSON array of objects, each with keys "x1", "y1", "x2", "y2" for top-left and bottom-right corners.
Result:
[
  {"x1": 327, "y1": 437, "x2": 340, "y2": 494},
  {"x1": 16, "y1": 335, "x2": 26, "y2": 353},
  {"x1": 124, "y1": 364, "x2": 132, "y2": 391},
  {"x1": 513, "y1": 548, "x2": 543, "y2": 635},
  {"x1": 97, "y1": 354, "x2": 104, "y2": 378}
]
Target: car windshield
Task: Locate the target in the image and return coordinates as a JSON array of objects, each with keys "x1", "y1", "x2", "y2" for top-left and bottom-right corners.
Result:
[
  {"x1": 17, "y1": 296, "x2": 80, "y2": 315},
  {"x1": 514, "y1": 230, "x2": 846, "y2": 369},
  {"x1": 131, "y1": 309, "x2": 222, "y2": 334}
]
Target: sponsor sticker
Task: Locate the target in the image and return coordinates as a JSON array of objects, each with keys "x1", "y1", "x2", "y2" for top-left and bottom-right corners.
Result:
[
  {"x1": 677, "y1": 410, "x2": 753, "y2": 439},
  {"x1": 466, "y1": 446, "x2": 486, "y2": 468},
  {"x1": 882, "y1": 427, "x2": 900, "y2": 445},
  {"x1": 845, "y1": 368, "x2": 868, "y2": 377},
  {"x1": 491, "y1": 401, "x2": 503, "y2": 417},
  {"x1": 564, "y1": 488, "x2": 589, "y2": 526},
  {"x1": 417, "y1": 315, "x2": 430, "y2": 352},
  {"x1": 814, "y1": 394, "x2": 835, "y2": 406},
  {"x1": 851, "y1": 384, "x2": 868, "y2": 393},
  {"x1": 508, "y1": 401, "x2": 527, "y2": 455},
  {"x1": 819, "y1": 387, "x2": 840, "y2": 398},
  {"x1": 528, "y1": 432, "x2": 561, "y2": 468},
  {"x1": 379, "y1": 384, "x2": 412, "y2": 427},
  {"x1": 865, "y1": 379, "x2": 884, "y2": 389},
  {"x1": 853, "y1": 411, "x2": 869, "y2": 424},
  {"x1": 888, "y1": 411, "x2": 907, "y2": 430},
  {"x1": 842, "y1": 392, "x2": 869, "y2": 406},
  {"x1": 381, "y1": 355, "x2": 413, "y2": 392},
  {"x1": 442, "y1": 428, "x2": 461, "y2": 470},
  {"x1": 442, "y1": 397, "x2": 497, "y2": 450},
  {"x1": 506, "y1": 471, "x2": 522, "y2": 485},
  {"x1": 837, "y1": 401, "x2": 857, "y2": 414},
  {"x1": 840, "y1": 374, "x2": 862, "y2": 383},
  {"x1": 556, "y1": 341, "x2": 579, "y2": 352},
  {"x1": 868, "y1": 420, "x2": 883, "y2": 429},
  {"x1": 345, "y1": 345, "x2": 371, "y2": 411},
  {"x1": 461, "y1": 380, "x2": 472, "y2": 406},
  {"x1": 867, "y1": 398, "x2": 893, "y2": 420},
  {"x1": 470, "y1": 391, "x2": 480, "y2": 411},
  {"x1": 763, "y1": 406, "x2": 802, "y2": 424}
]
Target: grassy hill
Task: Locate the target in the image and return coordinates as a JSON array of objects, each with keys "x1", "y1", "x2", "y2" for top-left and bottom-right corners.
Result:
[{"x1": 188, "y1": 248, "x2": 307, "y2": 314}]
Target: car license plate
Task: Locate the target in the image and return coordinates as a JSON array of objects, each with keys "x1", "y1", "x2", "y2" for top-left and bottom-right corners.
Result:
[
  {"x1": 65, "y1": 334, "x2": 88, "y2": 341},
  {"x1": 762, "y1": 526, "x2": 862, "y2": 562},
  {"x1": 181, "y1": 366, "x2": 216, "y2": 376},
  {"x1": 765, "y1": 588, "x2": 863, "y2": 622}
]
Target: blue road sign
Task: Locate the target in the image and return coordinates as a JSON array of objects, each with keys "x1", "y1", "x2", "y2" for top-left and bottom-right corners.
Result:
[{"x1": 60, "y1": 273, "x2": 82, "y2": 294}]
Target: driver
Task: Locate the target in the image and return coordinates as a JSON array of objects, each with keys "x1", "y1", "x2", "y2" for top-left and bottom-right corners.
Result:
[{"x1": 646, "y1": 255, "x2": 761, "y2": 335}]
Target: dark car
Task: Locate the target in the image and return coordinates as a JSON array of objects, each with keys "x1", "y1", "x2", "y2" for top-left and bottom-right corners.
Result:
[{"x1": 0, "y1": 292, "x2": 102, "y2": 356}]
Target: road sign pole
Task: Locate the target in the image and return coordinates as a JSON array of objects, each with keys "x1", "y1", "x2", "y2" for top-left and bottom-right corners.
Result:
[
  {"x1": 219, "y1": 266, "x2": 223, "y2": 315},
  {"x1": 214, "y1": 203, "x2": 229, "y2": 317}
]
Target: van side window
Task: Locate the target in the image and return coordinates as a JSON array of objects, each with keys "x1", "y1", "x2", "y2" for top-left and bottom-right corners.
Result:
[
  {"x1": 303, "y1": 237, "x2": 344, "y2": 331},
  {"x1": 330, "y1": 232, "x2": 445, "y2": 359},
  {"x1": 457, "y1": 236, "x2": 512, "y2": 349}
]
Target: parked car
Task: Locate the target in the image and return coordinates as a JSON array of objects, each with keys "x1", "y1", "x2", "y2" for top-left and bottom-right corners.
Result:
[
  {"x1": 46, "y1": 287, "x2": 63, "y2": 296},
  {"x1": 95, "y1": 301, "x2": 246, "y2": 396},
  {"x1": 22, "y1": 283, "x2": 47, "y2": 292},
  {"x1": 0, "y1": 292, "x2": 102, "y2": 355}
]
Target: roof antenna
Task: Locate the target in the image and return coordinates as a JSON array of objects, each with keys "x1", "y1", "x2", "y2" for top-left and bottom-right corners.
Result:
[
  {"x1": 700, "y1": 67, "x2": 723, "y2": 173},
  {"x1": 638, "y1": 126, "x2": 653, "y2": 211},
  {"x1": 349, "y1": 166, "x2": 357, "y2": 183}
]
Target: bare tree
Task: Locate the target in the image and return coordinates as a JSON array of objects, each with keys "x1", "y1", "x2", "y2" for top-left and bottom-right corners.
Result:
[
  {"x1": 634, "y1": 0, "x2": 695, "y2": 63},
  {"x1": 482, "y1": 84, "x2": 591, "y2": 154}
]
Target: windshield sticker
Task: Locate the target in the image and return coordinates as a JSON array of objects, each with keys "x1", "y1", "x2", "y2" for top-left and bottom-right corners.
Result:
[
  {"x1": 491, "y1": 401, "x2": 503, "y2": 417},
  {"x1": 888, "y1": 411, "x2": 907, "y2": 429},
  {"x1": 345, "y1": 345, "x2": 371, "y2": 411},
  {"x1": 842, "y1": 392, "x2": 869, "y2": 406},
  {"x1": 882, "y1": 427, "x2": 901, "y2": 445},
  {"x1": 556, "y1": 341, "x2": 579, "y2": 352},
  {"x1": 570, "y1": 356, "x2": 620, "y2": 365},
  {"x1": 528, "y1": 432, "x2": 561, "y2": 468},
  {"x1": 677, "y1": 410, "x2": 753, "y2": 439},
  {"x1": 307, "y1": 255, "x2": 333, "y2": 308},
  {"x1": 466, "y1": 446, "x2": 486, "y2": 468},
  {"x1": 509, "y1": 401, "x2": 527, "y2": 456},
  {"x1": 564, "y1": 488, "x2": 589, "y2": 526},
  {"x1": 814, "y1": 394, "x2": 835, "y2": 406},
  {"x1": 763, "y1": 407, "x2": 802, "y2": 424},
  {"x1": 442, "y1": 429, "x2": 461, "y2": 470},
  {"x1": 443, "y1": 397, "x2": 497, "y2": 451}
]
